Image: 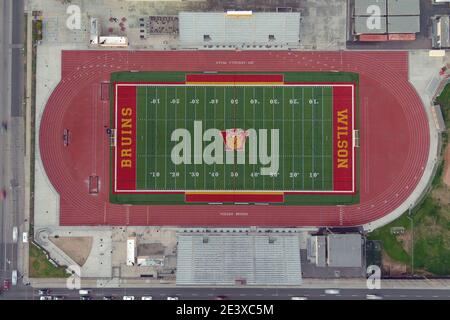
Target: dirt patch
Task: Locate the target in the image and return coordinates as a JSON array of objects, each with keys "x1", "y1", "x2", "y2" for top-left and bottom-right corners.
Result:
[
  {"x1": 397, "y1": 231, "x2": 412, "y2": 254},
  {"x1": 444, "y1": 143, "x2": 450, "y2": 188},
  {"x1": 50, "y1": 237, "x2": 93, "y2": 267},
  {"x1": 381, "y1": 251, "x2": 409, "y2": 276},
  {"x1": 432, "y1": 186, "x2": 450, "y2": 206}
]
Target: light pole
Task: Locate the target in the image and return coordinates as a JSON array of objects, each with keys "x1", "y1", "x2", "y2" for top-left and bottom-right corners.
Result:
[{"x1": 407, "y1": 205, "x2": 414, "y2": 275}]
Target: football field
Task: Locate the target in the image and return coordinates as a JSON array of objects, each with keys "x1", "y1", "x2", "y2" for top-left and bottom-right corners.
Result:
[
  {"x1": 135, "y1": 84, "x2": 334, "y2": 191},
  {"x1": 112, "y1": 72, "x2": 357, "y2": 204}
]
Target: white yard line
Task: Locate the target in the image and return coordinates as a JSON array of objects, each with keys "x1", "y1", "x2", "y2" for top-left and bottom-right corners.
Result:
[
  {"x1": 322, "y1": 87, "x2": 325, "y2": 190},
  {"x1": 174, "y1": 87, "x2": 177, "y2": 189},
  {"x1": 165, "y1": 87, "x2": 168, "y2": 190},
  {"x1": 292, "y1": 87, "x2": 295, "y2": 190},
  {"x1": 312, "y1": 87, "x2": 315, "y2": 191},
  {"x1": 184, "y1": 87, "x2": 187, "y2": 189},
  {"x1": 145, "y1": 87, "x2": 148, "y2": 189},
  {"x1": 302, "y1": 87, "x2": 305, "y2": 189},
  {"x1": 243, "y1": 86, "x2": 246, "y2": 190},
  {"x1": 155, "y1": 87, "x2": 158, "y2": 190}
]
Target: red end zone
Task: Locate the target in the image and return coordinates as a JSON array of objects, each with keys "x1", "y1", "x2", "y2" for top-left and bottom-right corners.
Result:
[
  {"x1": 114, "y1": 85, "x2": 137, "y2": 191},
  {"x1": 333, "y1": 85, "x2": 355, "y2": 192}
]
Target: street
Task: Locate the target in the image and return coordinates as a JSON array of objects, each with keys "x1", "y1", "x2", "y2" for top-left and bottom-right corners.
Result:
[
  {"x1": 0, "y1": 0, "x2": 25, "y2": 290},
  {"x1": 1, "y1": 286, "x2": 450, "y2": 300}
]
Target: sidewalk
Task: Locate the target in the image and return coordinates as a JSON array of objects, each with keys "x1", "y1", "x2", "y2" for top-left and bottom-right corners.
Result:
[{"x1": 28, "y1": 277, "x2": 450, "y2": 290}]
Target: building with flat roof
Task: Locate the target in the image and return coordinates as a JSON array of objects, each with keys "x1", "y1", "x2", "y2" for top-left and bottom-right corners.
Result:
[
  {"x1": 355, "y1": 0, "x2": 387, "y2": 16},
  {"x1": 387, "y1": 0, "x2": 420, "y2": 16},
  {"x1": 327, "y1": 234, "x2": 363, "y2": 268},
  {"x1": 355, "y1": 16, "x2": 387, "y2": 34},
  {"x1": 387, "y1": 16, "x2": 420, "y2": 33},
  {"x1": 176, "y1": 233, "x2": 302, "y2": 285},
  {"x1": 179, "y1": 11, "x2": 301, "y2": 47},
  {"x1": 432, "y1": 15, "x2": 450, "y2": 48}
]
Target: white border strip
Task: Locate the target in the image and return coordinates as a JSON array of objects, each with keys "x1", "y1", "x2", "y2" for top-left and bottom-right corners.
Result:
[{"x1": 114, "y1": 83, "x2": 356, "y2": 194}]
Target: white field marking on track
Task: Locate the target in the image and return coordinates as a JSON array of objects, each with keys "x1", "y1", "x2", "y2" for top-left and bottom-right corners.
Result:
[
  {"x1": 292, "y1": 87, "x2": 295, "y2": 190},
  {"x1": 145, "y1": 87, "x2": 148, "y2": 188},
  {"x1": 243, "y1": 86, "x2": 246, "y2": 190},
  {"x1": 322, "y1": 87, "x2": 325, "y2": 190},
  {"x1": 302, "y1": 87, "x2": 305, "y2": 189},
  {"x1": 213, "y1": 87, "x2": 216, "y2": 190},
  {"x1": 253, "y1": 87, "x2": 256, "y2": 190},
  {"x1": 273, "y1": 86, "x2": 275, "y2": 190},
  {"x1": 223, "y1": 86, "x2": 226, "y2": 190},
  {"x1": 311, "y1": 87, "x2": 315, "y2": 191},
  {"x1": 203, "y1": 88, "x2": 206, "y2": 189},
  {"x1": 194, "y1": 86, "x2": 197, "y2": 189},
  {"x1": 155, "y1": 86, "x2": 158, "y2": 190},
  {"x1": 174, "y1": 87, "x2": 177, "y2": 189},
  {"x1": 165, "y1": 88, "x2": 168, "y2": 189},
  {"x1": 184, "y1": 87, "x2": 187, "y2": 189},
  {"x1": 262, "y1": 87, "x2": 265, "y2": 190}
]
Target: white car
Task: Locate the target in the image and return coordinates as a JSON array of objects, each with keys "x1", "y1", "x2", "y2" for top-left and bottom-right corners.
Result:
[
  {"x1": 12, "y1": 227, "x2": 18, "y2": 243},
  {"x1": 167, "y1": 296, "x2": 179, "y2": 300},
  {"x1": 366, "y1": 294, "x2": 383, "y2": 300},
  {"x1": 11, "y1": 270, "x2": 17, "y2": 286},
  {"x1": 291, "y1": 296, "x2": 308, "y2": 300},
  {"x1": 141, "y1": 296, "x2": 153, "y2": 300},
  {"x1": 123, "y1": 296, "x2": 135, "y2": 300},
  {"x1": 22, "y1": 232, "x2": 28, "y2": 243},
  {"x1": 40, "y1": 296, "x2": 53, "y2": 300},
  {"x1": 79, "y1": 289, "x2": 90, "y2": 295},
  {"x1": 325, "y1": 289, "x2": 340, "y2": 295}
]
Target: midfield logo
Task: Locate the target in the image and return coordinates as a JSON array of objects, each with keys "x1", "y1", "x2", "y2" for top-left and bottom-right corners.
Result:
[{"x1": 171, "y1": 121, "x2": 279, "y2": 176}]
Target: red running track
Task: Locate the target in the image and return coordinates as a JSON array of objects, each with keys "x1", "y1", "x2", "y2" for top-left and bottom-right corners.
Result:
[{"x1": 39, "y1": 51, "x2": 429, "y2": 227}]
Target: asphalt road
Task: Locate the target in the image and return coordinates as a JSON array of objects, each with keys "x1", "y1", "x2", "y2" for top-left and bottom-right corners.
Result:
[
  {"x1": 1, "y1": 286, "x2": 450, "y2": 300},
  {"x1": 0, "y1": 0, "x2": 25, "y2": 289}
]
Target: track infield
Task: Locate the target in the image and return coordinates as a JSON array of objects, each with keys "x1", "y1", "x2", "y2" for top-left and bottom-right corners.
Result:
[{"x1": 111, "y1": 72, "x2": 359, "y2": 205}]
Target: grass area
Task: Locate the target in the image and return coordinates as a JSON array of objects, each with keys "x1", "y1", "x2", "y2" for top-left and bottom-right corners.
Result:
[
  {"x1": 368, "y1": 83, "x2": 450, "y2": 276},
  {"x1": 29, "y1": 243, "x2": 70, "y2": 278},
  {"x1": 368, "y1": 213, "x2": 411, "y2": 264}
]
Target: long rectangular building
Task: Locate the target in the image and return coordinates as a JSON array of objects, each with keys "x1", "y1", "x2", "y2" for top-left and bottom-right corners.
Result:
[
  {"x1": 176, "y1": 233, "x2": 302, "y2": 285},
  {"x1": 179, "y1": 12, "x2": 301, "y2": 46}
]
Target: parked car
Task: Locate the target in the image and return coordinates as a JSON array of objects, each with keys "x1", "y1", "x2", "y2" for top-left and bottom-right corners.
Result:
[
  {"x1": 3, "y1": 280, "x2": 11, "y2": 290},
  {"x1": 12, "y1": 227, "x2": 18, "y2": 243},
  {"x1": 0, "y1": 189, "x2": 6, "y2": 200},
  {"x1": 123, "y1": 296, "x2": 135, "y2": 300},
  {"x1": 79, "y1": 289, "x2": 90, "y2": 295},
  {"x1": 53, "y1": 296, "x2": 65, "y2": 300},
  {"x1": 11, "y1": 270, "x2": 17, "y2": 286},
  {"x1": 141, "y1": 296, "x2": 153, "y2": 300},
  {"x1": 291, "y1": 296, "x2": 308, "y2": 300},
  {"x1": 167, "y1": 296, "x2": 179, "y2": 300},
  {"x1": 39, "y1": 296, "x2": 53, "y2": 300},
  {"x1": 22, "y1": 232, "x2": 28, "y2": 243},
  {"x1": 38, "y1": 289, "x2": 50, "y2": 295},
  {"x1": 325, "y1": 289, "x2": 340, "y2": 295},
  {"x1": 366, "y1": 294, "x2": 383, "y2": 300},
  {"x1": 80, "y1": 296, "x2": 92, "y2": 300},
  {"x1": 103, "y1": 296, "x2": 114, "y2": 300},
  {"x1": 214, "y1": 295, "x2": 228, "y2": 300}
]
